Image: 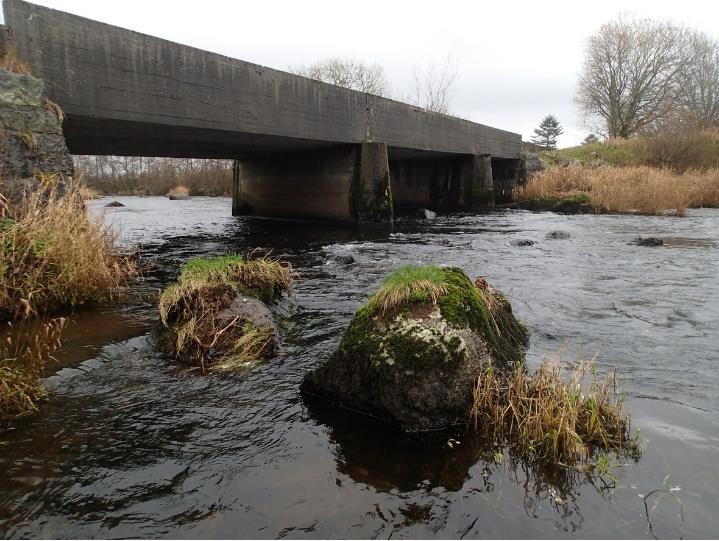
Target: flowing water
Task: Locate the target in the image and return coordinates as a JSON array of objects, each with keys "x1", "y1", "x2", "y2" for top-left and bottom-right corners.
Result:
[{"x1": 1, "y1": 196, "x2": 718, "y2": 539}]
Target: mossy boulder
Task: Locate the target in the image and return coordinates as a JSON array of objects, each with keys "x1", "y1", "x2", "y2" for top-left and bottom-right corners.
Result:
[
  {"x1": 158, "y1": 254, "x2": 293, "y2": 369},
  {"x1": 301, "y1": 265, "x2": 528, "y2": 431}
]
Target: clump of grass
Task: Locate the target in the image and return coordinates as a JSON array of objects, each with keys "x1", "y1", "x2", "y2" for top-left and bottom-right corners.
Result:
[
  {"x1": 0, "y1": 179, "x2": 137, "y2": 319},
  {"x1": 159, "y1": 253, "x2": 293, "y2": 369},
  {"x1": 0, "y1": 48, "x2": 32, "y2": 76},
  {"x1": 214, "y1": 323, "x2": 276, "y2": 370},
  {"x1": 514, "y1": 164, "x2": 719, "y2": 216},
  {"x1": 359, "y1": 265, "x2": 527, "y2": 366},
  {"x1": 367, "y1": 264, "x2": 448, "y2": 315},
  {"x1": 0, "y1": 318, "x2": 65, "y2": 419},
  {"x1": 166, "y1": 185, "x2": 190, "y2": 198},
  {"x1": 79, "y1": 185, "x2": 101, "y2": 200},
  {"x1": 470, "y1": 353, "x2": 641, "y2": 464}
]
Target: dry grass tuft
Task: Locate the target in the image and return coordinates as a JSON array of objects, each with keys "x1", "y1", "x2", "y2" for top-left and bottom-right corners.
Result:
[
  {"x1": 0, "y1": 318, "x2": 65, "y2": 419},
  {"x1": 214, "y1": 323, "x2": 276, "y2": 370},
  {"x1": 79, "y1": 185, "x2": 101, "y2": 200},
  {"x1": 0, "y1": 179, "x2": 137, "y2": 319},
  {"x1": 470, "y1": 353, "x2": 640, "y2": 463},
  {"x1": 159, "y1": 253, "x2": 293, "y2": 369},
  {"x1": 166, "y1": 185, "x2": 190, "y2": 198},
  {"x1": 0, "y1": 48, "x2": 32, "y2": 76},
  {"x1": 367, "y1": 264, "x2": 449, "y2": 315},
  {"x1": 515, "y1": 164, "x2": 719, "y2": 215}
]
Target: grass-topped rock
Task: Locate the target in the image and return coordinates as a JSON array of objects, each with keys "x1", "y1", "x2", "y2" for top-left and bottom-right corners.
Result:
[
  {"x1": 301, "y1": 265, "x2": 528, "y2": 431},
  {"x1": 159, "y1": 254, "x2": 293, "y2": 370}
]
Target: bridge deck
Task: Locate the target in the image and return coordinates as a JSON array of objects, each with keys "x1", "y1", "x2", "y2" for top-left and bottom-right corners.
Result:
[{"x1": 3, "y1": 0, "x2": 521, "y2": 160}]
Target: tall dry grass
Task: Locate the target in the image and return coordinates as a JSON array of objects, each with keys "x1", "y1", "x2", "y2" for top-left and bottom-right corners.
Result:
[
  {"x1": 0, "y1": 179, "x2": 137, "y2": 319},
  {"x1": 470, "y1": 354, "x2": 640, "y2": 463},
  {"x1": 515, "y1": 164, "x2": 719, "y2": 215},
  {"x1": 0, "y1": 48, "x2": 32, "y2": 76},
  {"x1": 0, "y1": 318, "x2": 64, "y2": 419}
]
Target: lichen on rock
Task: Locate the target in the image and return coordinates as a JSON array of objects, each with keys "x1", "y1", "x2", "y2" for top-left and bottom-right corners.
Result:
[
  {"x1": 301, "y1": 265, "x2": 528, "y2": 431},
  {"x1": 158, "y1": 254, "x2": 293, "y2": 370}
]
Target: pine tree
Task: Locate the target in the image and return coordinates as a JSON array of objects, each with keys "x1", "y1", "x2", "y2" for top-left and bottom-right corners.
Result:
[
  {"x1": 531, "y1": 115, "x2": 564, "y2": 150},
  {"x1": 582, "y1": 133, "x2": 599, "y2": 145}
]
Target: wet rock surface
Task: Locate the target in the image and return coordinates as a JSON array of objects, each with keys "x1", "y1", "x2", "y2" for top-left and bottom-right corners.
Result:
[
  {"x1": 545, "y1": 230, "x2": 571, "y2": 240},
  {"x1": 301, "y1": 267, "x2": 528, "y2": 431},
  {"x1": 511, "y1": 238, "x2": 535, "y2": 247},
  {"x1": 630, "y1": 237, "x2": 663, "y2": 247},
  {"x1": 0, "y1": 68, "x2": 73, "y2": 198}
]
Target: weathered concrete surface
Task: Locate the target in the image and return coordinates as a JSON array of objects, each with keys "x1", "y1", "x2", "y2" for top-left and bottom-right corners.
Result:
[
  {"x1": 2, "y1": 0, "x2": 521, "y2": 163},
  {"x1": 0, "y1": 68, "x2": 73, "y2": 194},
  {"x1": 390, "y1": 155, "x2": 474, "y2": 211},
  {"x1": 236, "y1": 146, "x2": 357, "y2": 223},
  {"x1": 235, "y1": 143, "x2": 393, "y2": 225}
]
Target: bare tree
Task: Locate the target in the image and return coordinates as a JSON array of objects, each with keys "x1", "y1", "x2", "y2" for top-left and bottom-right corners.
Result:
[
  {"x1": 678, "y1": 31, "x2": 719, "y2": 129},
  {"x1": 576, "y1": 17, "x2": 691, "y2": 138},
  {"x1": 290, "y1": 57, "x2": 391, "y2": 96},
  {"x1": 409, "y1": 54, "x2": 458, "y2": 114}
]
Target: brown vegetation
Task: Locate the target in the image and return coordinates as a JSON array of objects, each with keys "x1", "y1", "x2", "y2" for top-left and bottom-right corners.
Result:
[
  {"x1": 0, "y1": 179, "x2": 137, "y2": 319},
  {"x1": 0, "y1": 318, "x2": 64, "y2": 419},
  {"x1": 515, "y1": 164, "x2": 719, "y2": 215},
  {"x1": 166, "y1": 185, "x2": 190, "y2": 198},
  {"x1": 0, "y1": 48, "x2": 32, "y2": 76},
  {"x1": 470, "y1": 354, "x2": 640, "y2": 463},
  {"x1": 73, "y1": 156, "x2": 232, "y2": 196},
  {"x1": 159, "y1": 254, "x2": 294, "y2": 369}
]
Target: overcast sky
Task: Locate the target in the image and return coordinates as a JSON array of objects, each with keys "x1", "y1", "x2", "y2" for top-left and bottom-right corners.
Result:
[{"x1": 9, "y1": 0, "x2": 719, "y2": 146}]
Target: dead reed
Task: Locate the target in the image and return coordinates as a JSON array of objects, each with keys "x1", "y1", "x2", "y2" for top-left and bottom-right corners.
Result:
[
  {"x1": 514, "y1": 165, "x2": 719, "y2": 215},
  {"x1": 0, "y1": 48, "x2": 32, "y2": 76},
  {"x1": 0, "y1": 318, "x2": 65, "y2": 419},
  {"x1": 470, "y1": 353, "x2": 639, "y2": 464},
  {"x1": 0, "y1": 178, "x2": 137, "y2": 319}
]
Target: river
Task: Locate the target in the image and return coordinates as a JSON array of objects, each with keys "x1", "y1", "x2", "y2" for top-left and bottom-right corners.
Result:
[{"x1": 1, "y1": 196, "x2": 717, "y2": 538}]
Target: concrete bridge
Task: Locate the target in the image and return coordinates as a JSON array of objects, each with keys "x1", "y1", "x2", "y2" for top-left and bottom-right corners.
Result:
[{"x1": 2, "y1": 0, "x2": 523, "y2": 225}]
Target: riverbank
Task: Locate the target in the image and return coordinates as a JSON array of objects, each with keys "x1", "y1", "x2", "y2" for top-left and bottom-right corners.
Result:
[{"x1": 513, "y1": 164, "x2": 719, "y2": 216}]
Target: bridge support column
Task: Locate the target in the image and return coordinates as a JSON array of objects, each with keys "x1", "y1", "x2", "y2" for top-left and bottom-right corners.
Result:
[
  {"x1": 352, "y1": 142, "x2": 393, "y2": 226},
  {"x1": 471, "y1": 154, "x2": 494, "y2": 208},
  {"x1": 231, "y1": 143, "x2": 392, "y2": 226}
]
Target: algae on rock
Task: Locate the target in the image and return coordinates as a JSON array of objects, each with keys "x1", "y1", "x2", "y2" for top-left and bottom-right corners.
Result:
[
  {"x1": 159, "y1": 254, "x2": 293, "y2": 369},
  {"x1": 301, "y1": 265, "x2": 528, "y2": 431}
]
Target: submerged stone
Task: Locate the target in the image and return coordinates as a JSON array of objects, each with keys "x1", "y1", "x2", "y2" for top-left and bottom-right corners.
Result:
[
  {"x1": 545, "y1": 230, "x2": 571, "y2": 240},
  {"x1": 511, "y1": 238, "x2": 535, "y2": 247},
  {"x1": 301, "y1": 266, "x2": 528, "y2": 431},
  {"x1": 104, "y1": 200, "x2": 125, "y2": 207},
  {"x1": 630, "y1": 237, "x2": 663, "y2": 247}
]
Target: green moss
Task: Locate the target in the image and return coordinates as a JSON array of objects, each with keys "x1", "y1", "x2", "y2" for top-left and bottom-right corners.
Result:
[
  {"x1": 381, "y1": 318, "x2": 466, "y2": 369},
  {"x1": 345, "y1": 266, "x2": 528, "y2": 367},
  {"x1": 561, "y1": 192, "x2": 590, "y2": 205}
]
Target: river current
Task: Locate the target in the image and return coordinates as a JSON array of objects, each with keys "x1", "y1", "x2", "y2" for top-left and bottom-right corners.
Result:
[{"x1": 1, "y1": 196, "x2": 717, "y2": 538}]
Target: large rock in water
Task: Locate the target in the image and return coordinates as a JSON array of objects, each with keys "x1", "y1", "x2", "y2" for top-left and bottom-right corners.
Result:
[{"x1": 301, "y1": 266, "x2": 528, "y2": 431}]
